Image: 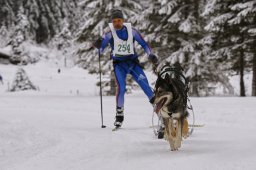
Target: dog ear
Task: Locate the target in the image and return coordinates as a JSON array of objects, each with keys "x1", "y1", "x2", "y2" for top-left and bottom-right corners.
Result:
[{"x1": 174, "y1": 62, "x2": 183, "y2": 71}]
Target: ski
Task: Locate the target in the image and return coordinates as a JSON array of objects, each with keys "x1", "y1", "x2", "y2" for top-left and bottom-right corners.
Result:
[
  {"x1": 112, "y1": 126, "x2": 121, "y2": 131},
  {"x1": 188, "y1": 124, "x2": 205, "y2": 127},
  {"x1": 149, "y1": 124, "x2": 205, "y2": 128}
]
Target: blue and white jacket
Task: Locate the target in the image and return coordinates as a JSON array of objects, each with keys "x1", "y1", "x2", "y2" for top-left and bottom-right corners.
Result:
[{"x1": 100, "y1": 25, "x2": 152, "y2": 61}]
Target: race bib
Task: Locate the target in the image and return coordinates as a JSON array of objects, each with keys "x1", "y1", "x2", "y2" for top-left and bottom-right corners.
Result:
[{"x1": 109, "y1": 23, "x2": 134, "y2": 56}]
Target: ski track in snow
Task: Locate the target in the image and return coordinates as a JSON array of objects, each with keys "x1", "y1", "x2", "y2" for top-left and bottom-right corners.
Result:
[{"x1": 0, "y1": 64, "x2": 256, "y2": 170}]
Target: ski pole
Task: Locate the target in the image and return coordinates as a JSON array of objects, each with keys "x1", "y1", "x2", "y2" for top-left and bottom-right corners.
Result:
[{"x1": 98, "y1": 26, "x2": 106, "y2": 128}]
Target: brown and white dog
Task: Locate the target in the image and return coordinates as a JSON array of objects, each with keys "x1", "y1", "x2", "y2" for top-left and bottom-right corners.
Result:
[{"x1": 152, "y1": 63, "x2": 189, "y2": 151}]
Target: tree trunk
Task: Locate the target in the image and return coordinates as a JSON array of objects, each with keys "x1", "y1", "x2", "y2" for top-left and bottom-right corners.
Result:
[
  {"x1": 239, "y1": 50, "x2": 245, "y2": 96},
  {"x1": 252, "y1": 52, "x2": 256, "y2": 96},
  {"x1": 191, "y1": 81, "x2": 200, "y2": 97}
]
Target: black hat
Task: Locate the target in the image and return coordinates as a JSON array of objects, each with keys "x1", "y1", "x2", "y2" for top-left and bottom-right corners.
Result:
[{"x1": 111, "y1": 9, "x2": 124, "y2": 20}]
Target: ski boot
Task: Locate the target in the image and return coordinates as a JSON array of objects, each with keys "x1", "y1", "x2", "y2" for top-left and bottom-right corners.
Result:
[{"x1": 114, "y1": 107, "x2": 124, "y2": 127}]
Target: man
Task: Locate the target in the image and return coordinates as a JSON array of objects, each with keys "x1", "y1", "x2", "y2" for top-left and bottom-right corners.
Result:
[{"x1": 93, "y1": 9, "x2": 158, "y2": 128}]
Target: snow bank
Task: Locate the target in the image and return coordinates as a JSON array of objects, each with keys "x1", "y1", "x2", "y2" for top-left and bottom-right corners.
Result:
[
  {"x1": 0, "y1": 62, "x2": 98, "y2": 96},
  {"x1": 1, "y1": 62, "x2": 256, "y2": 170}
]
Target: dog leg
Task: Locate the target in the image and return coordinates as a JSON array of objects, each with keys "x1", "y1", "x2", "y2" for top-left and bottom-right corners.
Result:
[
  {"x1": 172, "y1": 119, "x2": 181, "y2": 150},
  {"x1": 163, "y1": 118, "x2": 169, "y2": 141},
  {"x1": 182, "y1": 118, "x2": 189, "y2": 139},
  {"x1": 168, "y1": 118, "x2": 176, "y2": 151},
  {"x1": 175, "y1": 119, "x2": 182, "y2": 149}
]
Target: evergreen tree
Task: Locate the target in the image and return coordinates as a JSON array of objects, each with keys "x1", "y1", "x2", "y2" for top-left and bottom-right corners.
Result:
[
  {"x1": 10, "y1": 67, "x2": 37, "y2": 92},
  {"x1": 51, "y1": 19, "x2": 73, "y2": 67},
  {"x1": 10, "y1": 6, "x2": 31, "y2": 64},
  {"x1": 138, "y1": 0, "x2": 226, "y2": 96},
  {"x1": 230, "y1": 1, "x2": 256, "y2": 96},
  {"x1": 0, "y1": 0, "x2": 78, "y2": 44},
  {"x1": 0, "y1": 25, "x2": 10, "y2": 47},
  {"x1": 0, "y1": 0, "x2": 254, "y2": 96},
  {"x1": 203, "y1": 0, "x2": 256, "y2": 96}
]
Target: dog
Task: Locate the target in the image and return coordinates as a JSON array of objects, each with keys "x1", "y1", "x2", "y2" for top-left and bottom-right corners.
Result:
[{"x1": 152, "y1": 62, "x2": 189, "y2": 151}]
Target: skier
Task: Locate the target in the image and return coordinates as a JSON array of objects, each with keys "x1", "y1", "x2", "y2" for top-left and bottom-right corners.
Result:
[{"x1": 93, "y1": 9, "x2": 158, "y2": 129}]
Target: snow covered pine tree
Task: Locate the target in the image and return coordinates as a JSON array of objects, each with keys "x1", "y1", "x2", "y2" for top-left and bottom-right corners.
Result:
[
  {"x1": 137, "y1": 0, "x2": 224, "y2": 96},
  {"x1": 203, "y1": 0, "x2": 256, "y2": 96},
  {"x1": 10, "y1": 68, "x2": 37, "y2": 92},
  {"x1": 0, "y1": 0, "x2": 78, "y2": 65}
]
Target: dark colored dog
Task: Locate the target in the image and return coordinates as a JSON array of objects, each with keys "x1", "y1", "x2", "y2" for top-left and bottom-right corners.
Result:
[{"x1": 152, "y1": 62, "x2": 189, "y2": 151}]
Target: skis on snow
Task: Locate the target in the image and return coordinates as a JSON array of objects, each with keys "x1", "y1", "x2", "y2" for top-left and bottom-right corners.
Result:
[
  {"x1": 188, "y1": 124, "x2": 205, "y2": 127},
  {"x1": 112, "y1": 126, "x2": 121, "y2": 131}
]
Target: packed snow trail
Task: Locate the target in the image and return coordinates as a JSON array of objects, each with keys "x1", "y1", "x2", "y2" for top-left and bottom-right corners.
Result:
[
  {"x1": 1, "y1": 93, "x2": 256, "y2": 170},
  {"x1": 1, "y1": 64, "x2": 256, "y2": 170}
]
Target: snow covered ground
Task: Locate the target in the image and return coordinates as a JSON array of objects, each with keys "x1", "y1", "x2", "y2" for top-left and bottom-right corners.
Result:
[{"x1": 0, "y1": 63, "x2": 256, "y2": 170}]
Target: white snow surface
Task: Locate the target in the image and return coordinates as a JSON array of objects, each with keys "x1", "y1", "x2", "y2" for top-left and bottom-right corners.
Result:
[{"x1": 0, "y1": 63, "x2": 256, "y2": 170}]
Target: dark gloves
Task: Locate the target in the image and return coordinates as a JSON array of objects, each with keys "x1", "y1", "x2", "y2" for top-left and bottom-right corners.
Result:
[
  {"x1": 149, "y1": 54, "x2": 158, "y2": 66},
  {"x1": 93, "y1": 37, "x2": 103, "y2": 49}
]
